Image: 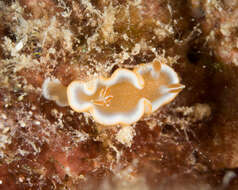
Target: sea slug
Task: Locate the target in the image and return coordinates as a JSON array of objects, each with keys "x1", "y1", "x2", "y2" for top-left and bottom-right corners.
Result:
[{"x1": 43, "y1": 60, "x2": 185, "y2": 125}]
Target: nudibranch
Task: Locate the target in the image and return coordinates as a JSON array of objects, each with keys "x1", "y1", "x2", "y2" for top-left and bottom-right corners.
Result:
[
  {"x1": 42, "y1": 78, "x2": 68, "y2": 107},
  {"x1": 42, "y1": 60, "x2": 184, "y2": 125},
  {"x1": 66, "y1": 60, "x2": 185, "y2": 125}
]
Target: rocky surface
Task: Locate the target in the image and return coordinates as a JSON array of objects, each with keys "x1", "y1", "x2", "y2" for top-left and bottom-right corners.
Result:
[{"x1": 0, "y1": 0, "x2": 238, "y2": 189}]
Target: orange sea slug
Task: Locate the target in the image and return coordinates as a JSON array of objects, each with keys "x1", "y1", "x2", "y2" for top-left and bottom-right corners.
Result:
[{"x1": 43, "y1": 60, "x2": 185, "y2": 125}]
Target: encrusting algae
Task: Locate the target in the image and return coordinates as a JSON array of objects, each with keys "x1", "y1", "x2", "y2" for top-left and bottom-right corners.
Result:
[{"x1": 43, "y1": 60, "x2": 185, "y2": 125}]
